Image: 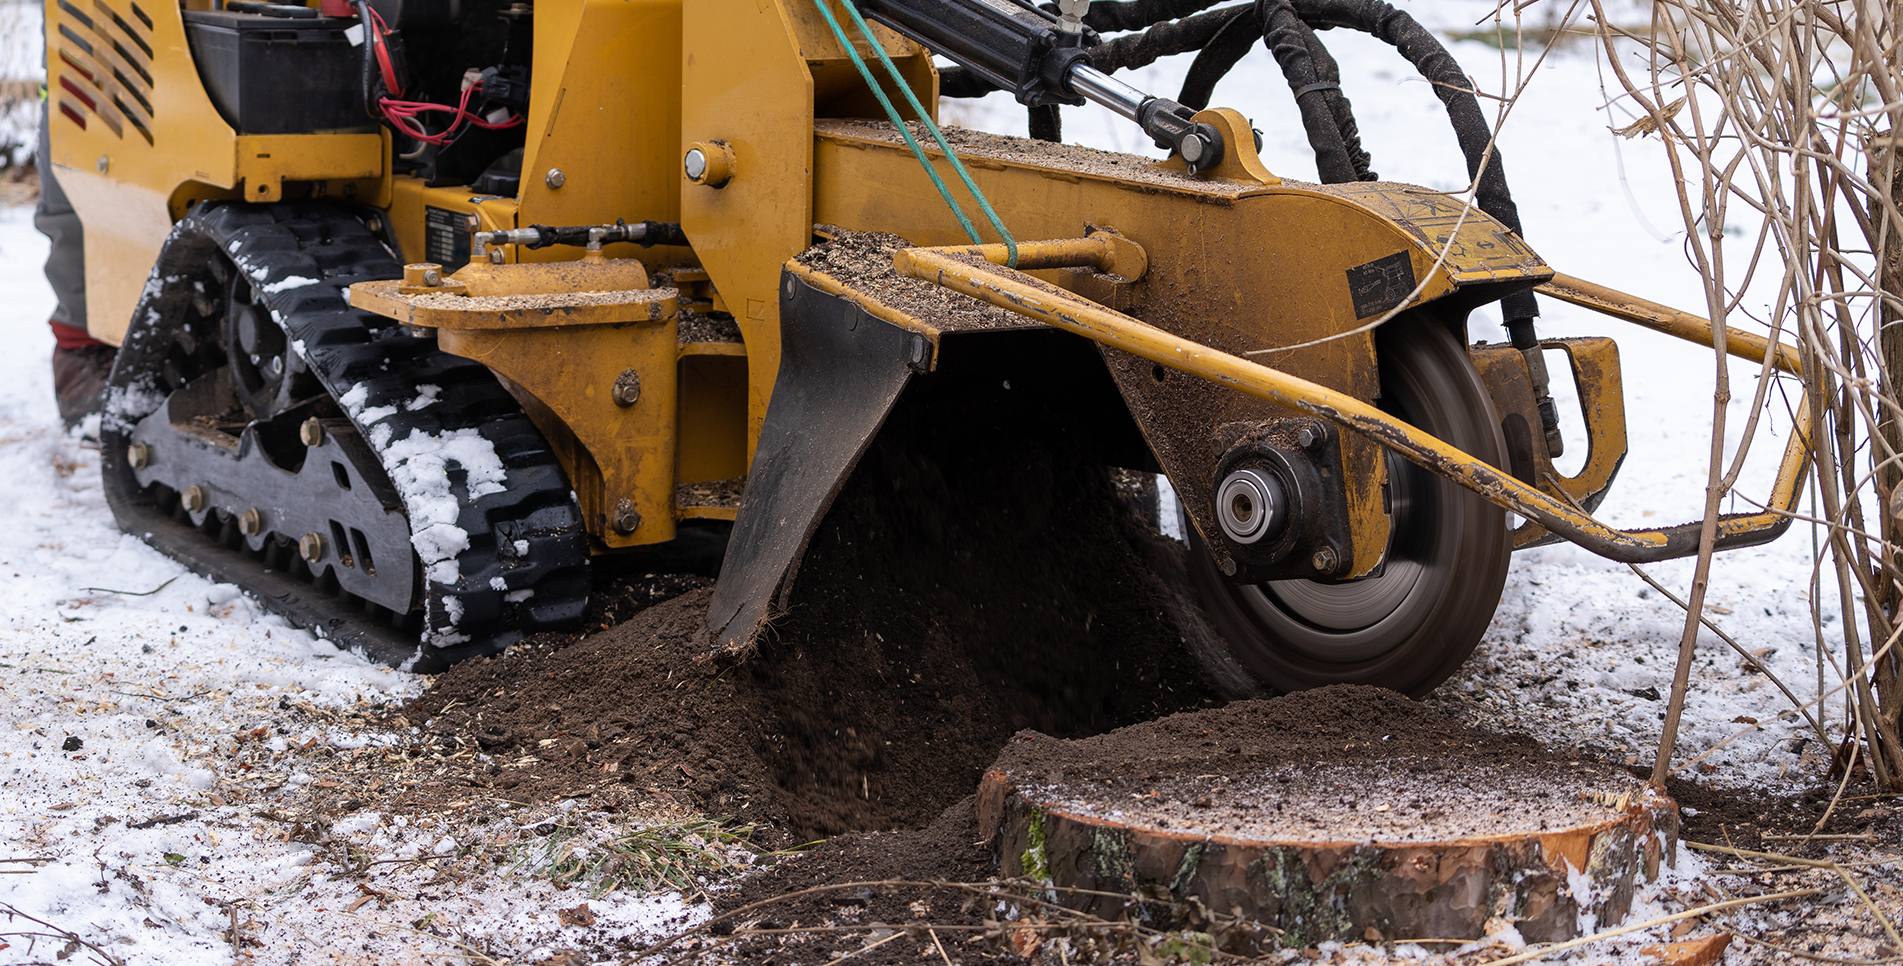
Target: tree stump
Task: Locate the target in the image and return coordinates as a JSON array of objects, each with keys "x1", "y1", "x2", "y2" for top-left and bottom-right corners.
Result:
[{"x1": 976, "y1": 687, "x2": 1678, "y2": 952}]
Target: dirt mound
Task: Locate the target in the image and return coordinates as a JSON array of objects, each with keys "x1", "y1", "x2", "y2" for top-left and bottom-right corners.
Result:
[{"x1": 410, "y1": 390, "x2": 1222, "y2": 839}]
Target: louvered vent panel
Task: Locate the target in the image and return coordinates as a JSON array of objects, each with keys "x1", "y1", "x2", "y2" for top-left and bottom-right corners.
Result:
[{"x1": 51, "y1": 0, "x2": 156, "y2": 145}]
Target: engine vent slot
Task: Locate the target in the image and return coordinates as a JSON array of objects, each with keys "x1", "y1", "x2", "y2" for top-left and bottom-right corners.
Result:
[{"x1": 51, "y1": 0, "x2": 156, "y2": 144}]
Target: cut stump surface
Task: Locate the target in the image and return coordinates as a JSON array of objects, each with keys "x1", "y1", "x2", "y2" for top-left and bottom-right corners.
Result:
[{"x1": 977, "y1": 686, "x2": 1677, "y2": 950}]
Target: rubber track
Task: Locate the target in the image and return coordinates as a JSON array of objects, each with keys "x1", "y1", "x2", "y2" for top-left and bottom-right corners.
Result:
[{"x1": 101, "y1": 202, "x2": 589, "y2": 670}]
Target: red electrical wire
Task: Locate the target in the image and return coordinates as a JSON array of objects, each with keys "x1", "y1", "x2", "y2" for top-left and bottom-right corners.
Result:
[
  {"x1": 363, "y1": 8, "x2": 522, "y2": 147},
  {"x1": 367, "y1": 6, "x2": 401, "y2": 96}
]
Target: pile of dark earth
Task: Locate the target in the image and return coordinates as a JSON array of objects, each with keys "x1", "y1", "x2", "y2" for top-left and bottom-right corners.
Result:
[
  {"x1": 390, "y1": 379, "x2": 1901, "y2": 964},
  {"x1": 409, "y1": 385, "x2": 1225, "y2": 840}
]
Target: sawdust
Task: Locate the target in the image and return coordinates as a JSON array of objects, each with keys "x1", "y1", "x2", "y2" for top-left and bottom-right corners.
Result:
[
  {"x1": 1012, "y1": 753, "x2": 1649, "y2": 845},
  {"x1": 674, "y1": 478, "x2": 743, "y2": 509},
  {"x1": 795, "y1": 228, "x2": 1035, "y2": 331},
  {"x1": 678, "y1": 309, "x2": 742, "y2": 344},
  {"x1": 818, "y1": 118, "x2": 1264, "y2": 198},
  {"x1": 406, "y1": 286, "x2": 678, "y2": 312}
]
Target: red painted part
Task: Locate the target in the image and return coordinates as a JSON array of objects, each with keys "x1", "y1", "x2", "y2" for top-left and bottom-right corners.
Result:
[{"x1": 50, "y1": 321, "x2": 108, "y2": 351}]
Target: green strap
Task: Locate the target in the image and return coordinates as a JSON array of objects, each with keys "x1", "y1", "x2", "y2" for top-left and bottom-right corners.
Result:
[
  {"x1": 810, "y1": 0, "x2": 1019, "y2": 267},
  {"x1": 834, "y1": 0, "x2": 1019, "y2": 267}
]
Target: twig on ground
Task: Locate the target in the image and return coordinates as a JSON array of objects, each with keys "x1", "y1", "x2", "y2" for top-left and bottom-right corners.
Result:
[
  {"x1": 0, "y1": 901, "x2": 127, "y2": 966},
  {"x1": 79, "y1": 576, "x2": 178, "y2": 597},
  {"x1": 1480, "y1": 887, "x2": 1823, "y2": 965},
  {"x1": 820, "y1": 930, "x2": 907, "y2": 965}
]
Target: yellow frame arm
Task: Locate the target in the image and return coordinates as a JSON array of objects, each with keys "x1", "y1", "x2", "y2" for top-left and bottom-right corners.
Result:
[{"x1": 891, "y1": 241, "x2": 1811, "y2": 564}]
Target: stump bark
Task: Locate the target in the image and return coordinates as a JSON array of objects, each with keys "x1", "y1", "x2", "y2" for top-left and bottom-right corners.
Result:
[{"x1": 976, "y1": 689, "x2": 1678, "y2": 952}]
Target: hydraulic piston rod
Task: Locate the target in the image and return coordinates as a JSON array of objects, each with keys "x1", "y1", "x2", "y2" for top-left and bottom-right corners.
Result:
[{"x1": 855, "y1": 0, "x2": 1225, "y2": 171}]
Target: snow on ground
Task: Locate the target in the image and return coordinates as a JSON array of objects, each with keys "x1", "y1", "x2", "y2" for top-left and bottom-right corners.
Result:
[
  {"x1": 0, "y1": 2, "x2": 1890, "y2": 961},
  {"x1": 0, "y1": 205, "x2": 700, "y2": 963}
]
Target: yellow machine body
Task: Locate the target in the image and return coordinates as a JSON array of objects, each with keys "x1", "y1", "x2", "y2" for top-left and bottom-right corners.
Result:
[{"x1": 48, "y1": 0, "x2": 1808, "y2": 661}]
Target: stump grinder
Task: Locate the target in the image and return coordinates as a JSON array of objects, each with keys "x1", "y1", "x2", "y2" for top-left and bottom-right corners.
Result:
[{"x1": 46, "y1": 0, "x2": 1810, "y2": 693}]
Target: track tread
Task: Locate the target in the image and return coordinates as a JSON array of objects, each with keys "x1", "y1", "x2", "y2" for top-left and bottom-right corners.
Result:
[{"x1": 102, "y1": 202, "x2": 588, "y2": 669}]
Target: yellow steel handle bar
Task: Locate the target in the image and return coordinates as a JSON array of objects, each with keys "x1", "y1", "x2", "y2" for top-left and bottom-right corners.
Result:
[{"x1": 891, "y1": 240, "x2": 1810, "y2": 564}]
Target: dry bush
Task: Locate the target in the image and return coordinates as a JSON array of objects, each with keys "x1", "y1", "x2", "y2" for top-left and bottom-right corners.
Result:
[
  {"x1": 1581, "y1": 0, "x2": 1902, "y2": 787},
  {"x1": 0, "y1": 0, "x2": 41, "y2": 170}
]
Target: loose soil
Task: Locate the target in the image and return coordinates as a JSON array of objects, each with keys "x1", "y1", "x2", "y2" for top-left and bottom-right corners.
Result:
[{"x1": 407, "y1": 390, "x2": 1223, "y2": 841}]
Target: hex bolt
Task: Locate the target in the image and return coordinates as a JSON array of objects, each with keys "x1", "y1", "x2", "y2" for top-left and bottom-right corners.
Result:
[
  {"x1": 299, "y1": 532, "x2": 325, "y2": 563},
  {"x1": 1218, "y1": 555, "x2": 1237, "y2": 577},
  {"x1": 545, "y1": 168, "x2": 566, "y2": 189},
  {"x1": 126, "y1": 442, "x2": 152, "y2": 469},
  {"x1": 238, "y1": 508, "x2": 263, "y2": 537},
  {"x1": 1296, "y1": 422, "x2": 1327, "y2": 451},
  {"x1": 422, "y1": 267, "x2": 443, "y2": 287},
  {"x1": 300, "y1": 417, "x2": 325, "y2": 447},
  {"x1": 96, "y1": 155, "x2": 109, "y2": 174},
  {"x1": 612, "y1": 369, "x2": 642, "y2": 408},
  {"x1": 1310, "y1": 547, "x2": 1339, "y2": 573},
  {"x1": 611, "y1": 498, "x2": 641, "y2": 536},
  {"x1": 181, "y1": 485, "x2": 207, "y2": 513}
]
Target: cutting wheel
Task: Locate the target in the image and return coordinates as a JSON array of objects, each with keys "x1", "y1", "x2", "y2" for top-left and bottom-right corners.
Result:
[{"x1": 1186, "y1": 315, "x2": 1511, "y2": 697}]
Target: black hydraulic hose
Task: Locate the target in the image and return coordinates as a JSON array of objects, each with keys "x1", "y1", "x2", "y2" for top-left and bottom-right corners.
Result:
[
  {"x1": 1255, "y1": 0, "x2": 1357, "y2": 184},
  {"x1": 1086, "y1": 7, "x2": 1240, "y2": 72},
  {"x1": 937, "y1": 65, "x2": 995, "y2": 98},
  {"x1": 1075, "y1": 0, "x2": 1229, "y2": 32},
  {"x1": 1178, "y1": 4, "x2": 1373, "y2": 181},
  {"x1": 352, "y1": 0, "x2": 381, "y2": 121},
  {"x1": 938, "y1": 9, "x2": 1235, "y2": 95},
  {"x1": 1298, "y1": 24, "x2": 1374, "y2": 180},
  {"x1": 1029, "y1": 104, "x2": 1063, "y2": 141},
  {"x1": 1179, "y1": 6, "x2": 1256, "y2": 109},
  {"x1": 1290, "y1": 0, "x2": 1561, "y2": 453},
  {"x1": 1290, "y1": 0, "x2": 1534, "y2": 321}
]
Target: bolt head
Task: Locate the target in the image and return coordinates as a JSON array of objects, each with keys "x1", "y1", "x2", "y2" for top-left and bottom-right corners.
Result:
[
  {"x1": 612, "y1": 369, "x2": 642, "y2": 408},
  {"x1": 300, "y1": 418, "x2": 325, "y2": 447},
  {"x1": 239, "y1": 508, "x2": 263, "y2": 537},
  {"x1": 181, "y1": 484, "x2": 207, "y2": 513},
  {"x1": 611, "y1": 499, "x2": 642, "y2": 536},
  {"x1": 1310, "y1": 547, "x2": 1338, "y2": 573},
  {"x1": 1296, "y1": 423, "x2": 1326, "y2": 450},
  {"x1": 544, "y1": 168, "x2": 566, "y2": 189},
  {"x1": 299, "y1": 532, "x2": 325, "y2": 563},
  {"x1": 683, "y1": 148, "x2": 708, "y2": 182},
  {"x1": 422, "y1": 267, "x2": 443, "y2": 286},
  {"x1": 126, "y1": 442, "x2": 152, "y2": 469},
  {"x1": 95, "y1": 155, "x2": 109, "y2": 173}
]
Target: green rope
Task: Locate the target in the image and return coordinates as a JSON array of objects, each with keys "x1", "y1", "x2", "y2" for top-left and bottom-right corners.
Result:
[
  {"x1": 834, "y1": 0, "x2": 1018, "y2": 267},
  {"x1": 810, "y1": 0, "x2": 1019, "y2": 267}
]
